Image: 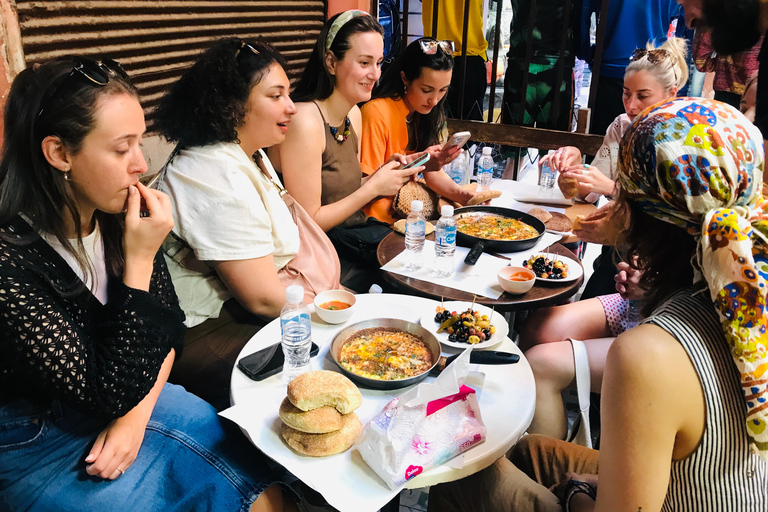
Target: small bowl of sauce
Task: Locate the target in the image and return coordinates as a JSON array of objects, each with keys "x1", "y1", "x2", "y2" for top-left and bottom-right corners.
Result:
[
  {"x1": 497, "y1": 266, "x2": 536, "y2": 294},
  {"x1": 313, "y1": 290, "x2": 357, "y2": 324}
]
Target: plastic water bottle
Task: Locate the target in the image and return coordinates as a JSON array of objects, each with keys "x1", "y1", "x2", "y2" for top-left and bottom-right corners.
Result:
[
  {"x1": 477, "y1": 147, "x2": 494, "y2": 192},
  {"x1": 540, "y1": 152, "x2": 556, "y2": 189},
  {"x1": 280, "y1": 285, "x2": 312, "y2": 383},
  {"x1": 433, "y1": 204, "x2": 456, "y2": 277},
  {"x1": 445, "y1": 151, "x2": 469, "y2": 185},
  {"x1": 404, "y1": 200, "x2": 426, "y2": 271}
]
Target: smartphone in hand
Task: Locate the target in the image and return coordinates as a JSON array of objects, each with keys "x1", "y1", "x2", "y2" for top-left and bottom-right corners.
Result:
[
  {"x1": 402, "y1": 152, "x2": 431, "y2": 170},
  {"x1": 443, "y1": 131, "x2": 471, "y2": 151},
  {"x1": 237, "y1": 342, "x2": 320, "y2": 381}
]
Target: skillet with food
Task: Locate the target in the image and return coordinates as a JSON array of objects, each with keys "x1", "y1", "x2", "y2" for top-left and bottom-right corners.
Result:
[
  {"x1": 329, "y1": 318, "x2": 518, "y2": 390},
  {"x1": 454, "y1": 206, "x2": 545, "y2": 264}
]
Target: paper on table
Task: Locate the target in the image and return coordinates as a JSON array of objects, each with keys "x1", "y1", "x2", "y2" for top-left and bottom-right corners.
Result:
[
  {"x1": 381, "y1": 240, "x2": 508, "y2": 299},
  {"x1": 491, "y1": 180, "x2": 573, "y2": 206},
  {"x1": 219, "y1": 362, "x2": 487, "y2": 512}
]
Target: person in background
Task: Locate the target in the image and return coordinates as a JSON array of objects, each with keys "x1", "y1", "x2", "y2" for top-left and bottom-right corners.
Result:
[
  {"x1": 270, "y1": 11, "x2": 423, "y2": 268},
  {"x1": 501, "y1": 0, "x2": 577, "y2": 177},
  {"x1": 674, "y1": 0, "x2": 768, "y2": 187},
  {"x1": 516, "y1": 38, "x2": 689, "y2": 442},
  {"x1": 693, "y1": 30, "x2": 763, "y2": 109},
  {"x1": 360, "y1": 37, "x2": 485, "y2": 224},
  {"x1": 0, "y1": 56, "x2": 297, "y2": 512},
  {"x1": 543, "y1": 37, "x2": 688, "y2": 299},
  {"x1": 154, "y1": 38, "x2": 341, "y2": 409},
  {"x1": 579, "y1": 0, "x2": 684, "y2": 135},
  {"x1": 420, "y1": 0, "x2": 489, "y2": 121},
  {"x1": 428, "y1": 96, "x2": 768, "y2": 512},
  {"x1": 742, "y1": 74, "x2": 759, "y2": 122}
]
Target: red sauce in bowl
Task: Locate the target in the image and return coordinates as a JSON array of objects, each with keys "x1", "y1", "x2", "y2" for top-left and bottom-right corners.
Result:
[{"x1": 320, "y1": 301, "x2": 351, "y2": 311}]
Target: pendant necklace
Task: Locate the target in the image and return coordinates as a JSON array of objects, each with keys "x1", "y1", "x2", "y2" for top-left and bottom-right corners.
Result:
[{"x1": 329, "y1": 116, "x2": 351, "y2": 143}]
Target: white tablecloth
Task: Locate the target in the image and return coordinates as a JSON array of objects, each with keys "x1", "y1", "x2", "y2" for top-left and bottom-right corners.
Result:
[{"x1": 224, "y1": 294, "x2": 536, "y2": 512}]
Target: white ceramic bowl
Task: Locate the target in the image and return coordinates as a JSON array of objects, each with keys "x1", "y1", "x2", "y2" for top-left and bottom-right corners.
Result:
[
  {"x1": 497, "y1": 266, "x2": 536, "y2": 294},
  {"x1": 313, "y1": 289, "x2": 357, "y2": 324}
]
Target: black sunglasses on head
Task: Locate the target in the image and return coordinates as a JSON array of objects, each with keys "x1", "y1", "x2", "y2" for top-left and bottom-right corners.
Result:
[
  {"x1": 38, "y1": 57, "x2": 129, "y2": 118},
  {"x1": 629, "y1": 48, "x2": 671, "y2": 64}
]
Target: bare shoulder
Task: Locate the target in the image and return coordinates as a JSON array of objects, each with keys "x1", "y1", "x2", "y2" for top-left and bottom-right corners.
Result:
[
  {"x1": 607, "y1": 324, "x2": 690, "y2": 381},
  {"x1": 291, "y1": 102, "x2": 325, "y2": 134},
  {"x1": 348, "y1": 104, "x2": 362, "y2": 129}
]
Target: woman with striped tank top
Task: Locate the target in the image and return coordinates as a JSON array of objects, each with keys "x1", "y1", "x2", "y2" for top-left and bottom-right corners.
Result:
[{"x1": 427, "y1": 98, "x2": 768, "y2": 511}]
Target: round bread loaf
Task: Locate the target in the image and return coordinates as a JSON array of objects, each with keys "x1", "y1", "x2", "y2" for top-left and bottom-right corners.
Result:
[
  {"x1": 281, "y1": 412, "x2": 362, "y2": 457},
  {"x1": 287, "y1": 370, "x2": 362, "y2": 414},
  {"x1": 557, "y1": 173, "x2": 579, "y2": 199},
  {"x1": 527, "y1": 207, "x2": 552, "y2": 224},
  {"x1": 466, "y1": 189, "x2": 502, "y2": 206},
  {"x1": 544, "y1": 212, "x2": 573, "y2": 232},
  {"x1": 393, "y1": 218, "x2": 435, "y2": 236},
  {"x1": 279, "y1": 397, "x2": 343, "y2": 434}
]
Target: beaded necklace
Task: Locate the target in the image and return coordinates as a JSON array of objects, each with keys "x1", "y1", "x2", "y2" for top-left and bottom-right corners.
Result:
[{"x1": 329, "y1": 116, "x2": 351, "y2": 143}]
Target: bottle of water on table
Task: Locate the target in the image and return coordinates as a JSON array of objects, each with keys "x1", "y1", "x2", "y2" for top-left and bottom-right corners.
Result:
[
  {"x1": 433, "y1": 204, "x2": 456, "y2": 277},
  {"x1": 280, "y1": 285, "x2": 312, "y2": 383},
  {"x1": 477, "y1": 146, "x2": 494, "y2": 191},
  {"x1": 540, "y1": 151, "x2": 556, "y2": 189},
  {"x1": 404, "y1": 200, "x2": 426, "y2": 271}
]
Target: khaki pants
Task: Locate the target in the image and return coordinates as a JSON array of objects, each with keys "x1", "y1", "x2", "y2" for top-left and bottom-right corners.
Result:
[
  {"x1": 428, "y1": 435, "x2": 599, "y2": 512},
  {"x1": 169, "y1": 300, "x2": 266, "y2": 410}
]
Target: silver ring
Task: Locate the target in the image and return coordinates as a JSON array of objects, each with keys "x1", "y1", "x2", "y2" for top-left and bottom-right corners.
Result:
[
  {"x1": 582, "y1": 167, "x2": 590, "y2": 176},
  {"x1": 116, "y1": 466, "x2": 124, "y2": 475}
]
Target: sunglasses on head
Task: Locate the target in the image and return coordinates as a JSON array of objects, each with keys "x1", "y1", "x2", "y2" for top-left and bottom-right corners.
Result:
[
  {"x1": 630, "y1": 48, "x2": 671, "y2": 63},
  {"x1": 418, "y1": 39, "x2": 455, "y2": 56},
  {"x1": 235, "y1": 40, "x2": 261, "y2": 61},
  {"x1": 38, "y1": 58, "x2": 129, "y2": 118}
]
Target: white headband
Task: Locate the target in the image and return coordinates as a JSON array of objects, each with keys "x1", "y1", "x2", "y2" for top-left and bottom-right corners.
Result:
[{"x1": 326, "y1": 10, "x2": 369, "y2": 51}]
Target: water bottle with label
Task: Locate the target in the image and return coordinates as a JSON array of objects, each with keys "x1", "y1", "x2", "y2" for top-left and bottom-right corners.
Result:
[
  {"x1": 540, "y1": 150, "x2": 556, "y2": 190},
  {"x1": 433, "y1": 204, "x2": 456, "y2": 277},
  {"x1": 477, "y1": 147, "x2": 494, "y2": 191},
  {"x1": 280, "y1": 285, "x2": 312, "y2": 382},
  {"x1": 445, "y1": 151, "x2": 469, "y2": 185},
  {"x1": 404, "y1": 200, "x2": 426, "y2": 271}
]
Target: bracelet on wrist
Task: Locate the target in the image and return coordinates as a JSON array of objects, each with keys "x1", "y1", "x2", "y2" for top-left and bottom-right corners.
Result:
[{"x1": 563, "y1": 478, "x2": 597, "y2": 512}]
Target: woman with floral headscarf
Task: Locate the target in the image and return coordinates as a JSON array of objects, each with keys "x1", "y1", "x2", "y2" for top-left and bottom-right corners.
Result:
[{"x1": 427, "y1": 97, "x2": 768, "y2": 512}]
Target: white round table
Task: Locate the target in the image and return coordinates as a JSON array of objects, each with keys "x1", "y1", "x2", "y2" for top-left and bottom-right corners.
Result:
[{"x1": 228, "y1": 293, "x2": 535, "y2": 510}]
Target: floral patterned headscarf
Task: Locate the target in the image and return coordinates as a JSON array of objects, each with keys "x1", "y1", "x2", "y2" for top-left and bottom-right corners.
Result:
[{"x1": 618, "y1": 97, "x2": 768, "y2": 460}]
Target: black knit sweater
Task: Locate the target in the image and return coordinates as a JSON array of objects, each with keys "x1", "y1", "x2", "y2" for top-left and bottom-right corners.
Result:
[{"x1": 0, "y1": 216, "x2": 186, "y2": 419}]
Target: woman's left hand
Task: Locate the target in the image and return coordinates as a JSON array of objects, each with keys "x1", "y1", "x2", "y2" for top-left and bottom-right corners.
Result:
[
  {"x1": 424, "y1": 144, "x2": 462, "y2": 172},
  {"x1": 84, "y1": 411, "x2": 148, "y2": 480},
  {"x1": 561, "y1": 165, "x2": 617, "y2": 198}
]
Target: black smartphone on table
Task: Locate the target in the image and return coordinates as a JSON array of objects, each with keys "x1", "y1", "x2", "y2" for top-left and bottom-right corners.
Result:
[{"x1": 237, "y1": 342, "x2": 320, "y2": 381}]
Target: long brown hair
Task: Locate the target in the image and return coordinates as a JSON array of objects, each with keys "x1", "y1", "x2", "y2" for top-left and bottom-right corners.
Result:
[{"x1": 0, "y1": 57, "x2": 139, "y2": 282}]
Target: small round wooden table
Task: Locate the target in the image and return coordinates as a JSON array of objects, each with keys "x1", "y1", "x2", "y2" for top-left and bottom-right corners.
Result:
[{"x1": 376, "y1": 232, "x2": 583, "y2": 312}]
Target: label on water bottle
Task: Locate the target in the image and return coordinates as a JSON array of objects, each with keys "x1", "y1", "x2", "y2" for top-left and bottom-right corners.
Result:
[
  {"x1": 406, "y1": 220, "x2": 426, "y2": 237},
  {"x1": 280, "y1": 313, "x2": 310, "y2": 335},
  {"x1": 436, "y1": 226, "x2": 456, "y2": 246}
]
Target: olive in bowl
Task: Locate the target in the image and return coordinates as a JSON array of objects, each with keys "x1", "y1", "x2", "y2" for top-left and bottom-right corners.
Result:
[
  {"x1": 497, "y1": 266, "x2": 536, "y2": 294},
  {"x1": 313, "y1": 290, "x2": 356, "y2": 324}
]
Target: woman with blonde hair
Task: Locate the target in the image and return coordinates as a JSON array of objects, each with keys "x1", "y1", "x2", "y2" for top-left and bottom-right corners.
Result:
[{"x1": 519, "y1": 37, "x2": 690, "y2": 440}]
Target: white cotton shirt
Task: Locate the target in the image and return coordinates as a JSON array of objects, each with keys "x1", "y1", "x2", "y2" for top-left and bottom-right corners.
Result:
[
  {"x1": 592, "y1": 113, "x2": 632, "y2": 180},
  {"x1": 40, "y1": 225, "x2": 109, "y2": 305},
  {"x1": 161, "y1": 143, "x2": 300, "y2": 327}
]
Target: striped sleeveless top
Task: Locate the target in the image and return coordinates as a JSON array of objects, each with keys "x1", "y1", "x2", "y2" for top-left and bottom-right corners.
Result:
[{"x1": 647, "y1": 288, "x2": 768, "y2": 511}]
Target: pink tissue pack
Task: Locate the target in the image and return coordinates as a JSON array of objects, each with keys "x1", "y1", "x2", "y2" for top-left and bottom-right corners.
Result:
[{"x1": 356, "y1": 385, "x2": 486, "y2": 489}]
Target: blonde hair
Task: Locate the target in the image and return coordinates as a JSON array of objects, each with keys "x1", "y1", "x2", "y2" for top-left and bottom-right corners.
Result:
[{"x1": 626, "y1": 37, "x2": 689, "y2": 94}]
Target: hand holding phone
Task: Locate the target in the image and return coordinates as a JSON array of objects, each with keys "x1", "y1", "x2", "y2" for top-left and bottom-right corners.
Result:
[
  {"x1": 443, "y1": 131, "x2": 471, "y2": 151},
  {"x1": 238, "y1": 342, "x2": 320, "y2": 381},
  {"x1": 401, "y1": 152, "x2": 431, "y2": 170}
]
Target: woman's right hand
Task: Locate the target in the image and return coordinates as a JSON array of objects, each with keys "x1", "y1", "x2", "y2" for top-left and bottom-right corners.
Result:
[
  {"x1": 123, "y1": 182, "x2": 174, "y2": 290},
  {"x1": 540, "y1": 146, "x2": 582, "y2": 172},
  {"x1": 367, "y1": 159, "x2": 423, "y2": 197}
]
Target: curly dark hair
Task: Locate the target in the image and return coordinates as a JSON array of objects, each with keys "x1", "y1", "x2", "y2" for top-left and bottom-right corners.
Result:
[
  {"x1": 0, "y1": 57, "x2": 138, "y2": 282},
  {"x1": 154, "y1": 38, "x2": 287, "y2": 148},
  {"x1": 291, "y1": 12, "x2": 384, "y2": 102},
  {"x1": 616, "y1": 198, "x2": 698, "y2": 317},
  {"x1": 373, "y1": 38, "x2": 454, "y2": 151}
]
